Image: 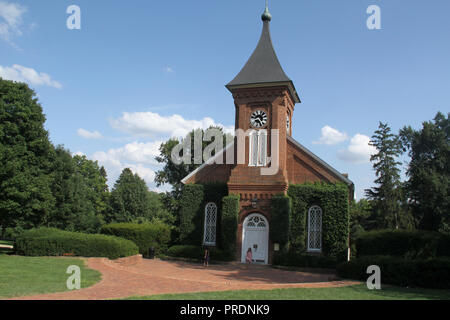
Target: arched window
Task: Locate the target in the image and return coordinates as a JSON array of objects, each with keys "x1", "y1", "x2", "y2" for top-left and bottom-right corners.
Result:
[
  {"x1": 249, "y1": 130, "x2": 267, "y2": 167},
  {"x1": 307, "y1": 206, "x2": 322, "y2": 252},
  {"x1": 246, "y1": 215, "x2": 267, "y2": 229},
  {"x1": 203, "y1": 202, "x2": 217, "y2": 246}
]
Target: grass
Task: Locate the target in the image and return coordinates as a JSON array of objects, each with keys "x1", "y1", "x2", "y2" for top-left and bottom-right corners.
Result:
[
  {"x1": 0, "y1": 255, "x2": 102, "y2": 299},
  {"x1": 124, "y1": 284, "x2": 450, "y2": 300}
]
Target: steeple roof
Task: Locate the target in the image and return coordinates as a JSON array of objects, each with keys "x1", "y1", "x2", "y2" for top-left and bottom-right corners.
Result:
[{"x1": 226, "y1": 5, "x2": 300, "y2": 103}]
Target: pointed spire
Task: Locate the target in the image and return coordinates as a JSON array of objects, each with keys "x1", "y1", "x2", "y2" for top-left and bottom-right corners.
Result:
[{"x1": 226, "y1": 2, "x2": 300, "y2": 103}]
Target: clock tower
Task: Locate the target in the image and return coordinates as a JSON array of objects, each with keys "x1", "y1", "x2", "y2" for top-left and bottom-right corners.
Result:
[{"x1": 226, "y1": 4, "x2": 301, "y2": 198}]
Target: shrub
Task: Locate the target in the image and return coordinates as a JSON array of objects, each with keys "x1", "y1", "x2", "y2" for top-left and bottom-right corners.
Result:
[
  {"x1": 355, "y1": 230, "x2": 450, "y2": 259},
  {"x1": 166, "y1": 245, "x2": 233, "y2": 262},
  {"x1": 273, "y1": 251, "x2": 338, "y2": 269},
  {"x1": 336, "y1": 255, "x2": 450, "y2": 289},
  {"x1": 15, "y1": 227, "x2": 138, "y2": 259},
  {"x1": 100, "y1": 222, "x2": 171, "y2": 256},
  {"x1": 2, "y1": 226, "x2": 25, "y2": 241},
  {"x1": 288, "y1": 183, "x2": 350, "y2": 260},
  {"x1": 220, "y1": 195, "x2": 239, "y2": 258}
]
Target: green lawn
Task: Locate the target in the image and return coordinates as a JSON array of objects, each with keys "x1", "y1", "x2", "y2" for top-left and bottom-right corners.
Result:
[
  {"x1": 0, "y1": 255, "x2": 101, "y2": 299},
  {"x1": 124, "y1": 285, "x2": 450, "y2": 300}
]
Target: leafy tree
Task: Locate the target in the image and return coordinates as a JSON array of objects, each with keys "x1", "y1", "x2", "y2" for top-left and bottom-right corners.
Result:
[
  {"x1": 400, "y1": 112, "x2": 450, "y2": 232},
  {"x1": 108, "y1": 168, "x2": 152, "y2": 223},
  {"x1": 155, "y1": 127, "x2": 232, "y2": 198},
  {"x1": 48, "y1": 147, "x2": 107, "y2": 233},
  {"x1": 349, "y1": 198, "x2": 373, "y2": 238},
  {"x1": 147, "y1": 191, "x2": 175, "y2": 224},
  {"x1": 0, "y1": 79, "x2": 55, "y2": 235},
  {"x1": 365, "y1": 122, "x2": 403, "y2": 229},
  {"x1": 73, "y1": 155, "x2": 109, "y2": 219}
]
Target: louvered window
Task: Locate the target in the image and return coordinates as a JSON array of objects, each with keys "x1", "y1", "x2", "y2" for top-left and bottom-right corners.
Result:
[{"x1": 249, "y1": 130, "x2": 267, "y2": 167}]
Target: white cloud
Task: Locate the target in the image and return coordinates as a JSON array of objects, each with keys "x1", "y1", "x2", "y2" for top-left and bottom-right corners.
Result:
[
  {"x1": 164, "y1": 66, "x2": 174, "y2": 73},
  {"x1": 0, "y1": 64, "x2": 62, "y2": 88},
  {"x1": 87, "y1": 112, "x2": 233, "y2": 191},
  {"x1": 91, "y1": 141, "x2": 164, "y2": 189},
  {"x1": 72, "y1": 151, "x2": 85, "y2": 157},
  {"x1": 110, "y1": 111, "x2": 234, "y2": 138},
  {"x1": 337, "y1": 134, "x2": 377, "y2": 164},
  {"x1": 0, "y1": 1, "x2": 26, "y2": 43},
  {"x1": 77, "y1": 128, "x2": 103, "y2": 139},
  {"x1": 93, "y1": 141, "x2": 162, "y2": 166},
  {"x1": 313, "y1": 125, "x2": 348, "y2": 145}
]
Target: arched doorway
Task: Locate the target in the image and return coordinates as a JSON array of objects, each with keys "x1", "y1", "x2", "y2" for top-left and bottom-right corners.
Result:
[{"x1": 241, "y1": 213, "x2": 269, "y2": 264}]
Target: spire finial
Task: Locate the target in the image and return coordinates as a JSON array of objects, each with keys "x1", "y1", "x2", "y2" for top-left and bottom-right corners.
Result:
[{"x1": 261, "y1": 0, "x2": 272, "y2": 22}]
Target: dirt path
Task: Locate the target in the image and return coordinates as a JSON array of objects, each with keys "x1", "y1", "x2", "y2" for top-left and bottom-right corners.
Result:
[{"x1": 11, "y1": 256, "x2": 360, "y2": 300}]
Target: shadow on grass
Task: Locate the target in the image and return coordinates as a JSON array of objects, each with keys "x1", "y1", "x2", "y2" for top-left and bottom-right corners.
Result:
[
  {"x1": 345, "y1": 285, "x2": 450, "y2": 300},
  {"x1": 123, "y1": 284, "x2": 450, "y2": 300}
]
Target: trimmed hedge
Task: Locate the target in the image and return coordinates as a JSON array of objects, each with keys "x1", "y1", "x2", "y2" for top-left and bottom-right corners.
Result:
[
  {"x1": 100, "y1": 222, "x2": 171, "y2": 256},
  {"x1": 273, "y1": 251, "x2": 338, "y2": 269},
  {"x1": 354, "y1": 230, "x2": 450, "y2": 259},
  {"x1": 15, "y1": 227, "x2": 138, "y2": 259},
  {"x1": 221, "y1": 195, "x2": 239, "y2": 258},
  {"x1": 166, "y1": 245, "x2": 233, "y2": 262},
  {"x1": 288, "y1": 183, "x2": 349, "y2": 260},
  {"x1": 270, "y1": 194, "x2": 291, "y2": 249},
  {"x1": 337, "y1": 255, "x2": 450, "y2": 289}
]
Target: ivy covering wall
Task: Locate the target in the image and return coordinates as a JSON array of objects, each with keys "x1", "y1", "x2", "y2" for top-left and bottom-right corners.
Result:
[
  {"x1": 287, "y1": 183, "x2": 350, "y2": 260},
  {"x1": 178, "y1": 183, "x2": 228, "y2": 246},
  {"x1": 270, "y1": 194, "x2": 291, "y2": 249},
  {"x1": 220, "y1": 194, "x2": 240, "y2": 258},
  {"x1": 179, "y1": 184, "x2": 204, "y2": 244}
]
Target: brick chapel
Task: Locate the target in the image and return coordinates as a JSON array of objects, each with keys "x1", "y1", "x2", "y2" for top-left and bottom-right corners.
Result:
[{"x1": 182, "y1": 5, "x2": 354, "y2": 264}]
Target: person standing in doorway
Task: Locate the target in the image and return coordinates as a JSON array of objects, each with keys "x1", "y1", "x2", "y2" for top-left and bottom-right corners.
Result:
[{"x1": 246, "y1": 248, "x2": 253, "y2": 265}]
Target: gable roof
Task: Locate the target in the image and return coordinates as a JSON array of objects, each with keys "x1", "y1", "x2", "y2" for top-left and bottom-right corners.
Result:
[
  {"x1": 181, "y1": 142, "x2": 234, "y2": 185},
  {"x1": 287, "y1": 135, "x2": 354, "y2": 186}
]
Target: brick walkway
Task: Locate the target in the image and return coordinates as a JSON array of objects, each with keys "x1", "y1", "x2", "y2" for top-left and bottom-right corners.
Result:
[{"x1": 11, "y1": 256, "x2": 359, "y2": 300}]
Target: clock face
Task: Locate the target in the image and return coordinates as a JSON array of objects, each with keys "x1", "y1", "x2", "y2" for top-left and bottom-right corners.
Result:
[
  {"x1": 286, "y1": 116, "x2": 290, "y2": 131},
  {"x1": 250, "y1": 110, "x2": 268, "y2": 128}
]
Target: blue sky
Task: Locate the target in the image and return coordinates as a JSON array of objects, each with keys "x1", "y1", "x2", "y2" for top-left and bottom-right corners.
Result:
[{"x1": 1, "y1": 0, "x2": 449, "y2": 198}]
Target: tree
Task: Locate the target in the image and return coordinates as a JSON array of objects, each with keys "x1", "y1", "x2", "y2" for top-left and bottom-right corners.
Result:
[
  {"x1": 400, "y1": 112, "x2": 450, "y2": 232},
  {"x1": 349, "y1": 198, "x2": 373, "y2": 238},
  {"x1": 147, "y1": 191, "x2": 175, "y2": 224},
  {"x1": 108, "y1": 168, "x2": 152, "y2": 223},
  {"x1": 365, "y1": 122, "x2": 403, "y2": 229},
  {"x1": 155, "y1": 127, "x2": 232, "y2": 198},
  {"x1": 0, "y1": 79, "x2": 55, "y2": 235},
  {"x1": 48, "y1": 147, "x2": 107, "y2": 233},
  {"x1": 73, "y1": 154, "x2": 109, "y2": 219}
]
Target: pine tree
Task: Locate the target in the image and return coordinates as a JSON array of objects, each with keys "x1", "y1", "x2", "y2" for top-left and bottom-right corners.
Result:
[{"x1": 365, "y1": 122, "x2": 403, "y2": 229}]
